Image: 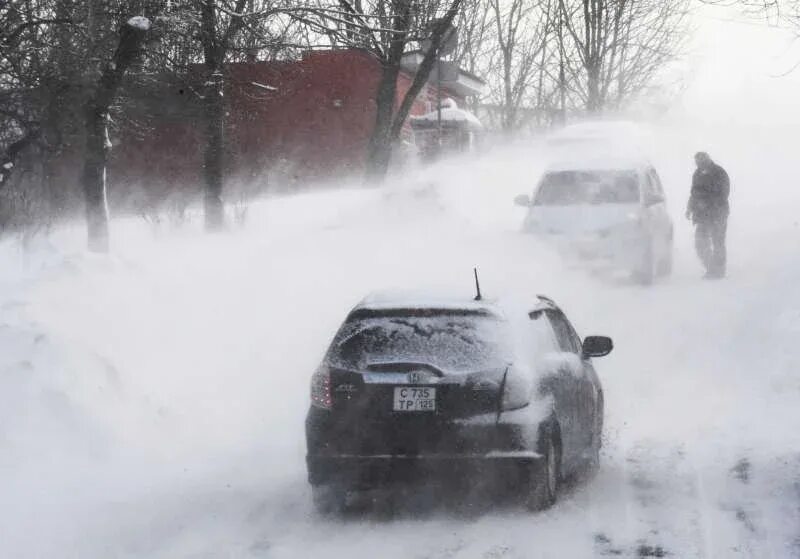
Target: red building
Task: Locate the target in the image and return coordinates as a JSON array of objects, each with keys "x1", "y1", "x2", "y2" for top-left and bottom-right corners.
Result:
[{"x1": 112, "y1": 49, "x2": 485, "y2": 195}]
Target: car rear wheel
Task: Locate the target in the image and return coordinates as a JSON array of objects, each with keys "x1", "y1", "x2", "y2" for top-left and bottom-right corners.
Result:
[
  {"x1": 525, "y1": 434, "x2": 560, "y2": 511},
  {"x1": 311, "y1": 484, "x2": 347, "y2": 515},
  {"x1": 657, "y1": 233, "x2": 674, "y2": 277},
  {"x1": 633, "y1": 240, "x2": 655, "y2": 285},
  {"x1": 587, "y1": 392, "x2": 604, "y2": 473}
]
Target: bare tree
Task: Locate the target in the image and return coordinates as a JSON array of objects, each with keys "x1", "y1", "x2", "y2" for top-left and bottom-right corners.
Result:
[
  {"x1": 149, "y1": 0, "x2": 308, "y2": 231},
  {"x1": 702, "y1": 1, "x2": 800, "y2": 70},
  {"x1": 556, "y1": 0, "x2": 690, "y2": 113},
  {"x1": 487, "y1": 0, "x2": 553, "y2": 131},
  {"x1": 197, "y1": 0, "x2": 251, "y2": 231},
  {"x1": 82, "y1": 16, "x2": 152, "y2": 252},
  {"x1": 301, "y1": 0, "x2": 464, "y2": 181},
  {"x1": 703, "y1": 0, "x2": 798, "y2": 27},
  {"x1": 1, "y1": 0, "x2": 161, "y2": 249},
  {"x1": 451, "y1": 0, "x2": 494, "y2": 78},
  {"x1": 0, "y1": 0, "x2": 70, "y2": 191}
]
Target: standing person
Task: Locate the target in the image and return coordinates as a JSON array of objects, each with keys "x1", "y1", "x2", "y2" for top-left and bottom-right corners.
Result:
[{"x1": 686, "y1": 152, "x2": 730, "y2": 279}]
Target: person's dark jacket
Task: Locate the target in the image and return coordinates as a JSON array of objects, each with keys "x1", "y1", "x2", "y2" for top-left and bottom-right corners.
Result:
[{"x1": 689, "y1": 162, "x2": 730, "y2": 223}]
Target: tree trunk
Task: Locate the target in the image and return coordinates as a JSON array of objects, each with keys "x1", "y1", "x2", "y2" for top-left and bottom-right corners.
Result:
[
  {"x1": 82, "y1": 18, "x2": 150, "y2": 252},
  {"x1": 502, "y1": 50, "x2": 514, "y2": 131},
  {"x1": 364, "y1": 0, "x2": 411, "y2": 183},
  {"x1": 586, "y1": 63, "x2": 601, "y2": 113},
  {"x1": 203, "y1": 68, "x2": 225, "y2": 230},
  {"x1": 364, "y1": 0, "x2": 462, "y2": 182},
  {"x1": 82, "y1": 106, "x2": 110, "y2": 252},
  {"x1": 0, "y1": 129, "x2": 40, "y2": 189},
  {"x1": 364, "y1": 62, "x2": 402, "y2": 182},
  {"x1": 200, "y1": 0, "x2": 227, "y2": 230}
]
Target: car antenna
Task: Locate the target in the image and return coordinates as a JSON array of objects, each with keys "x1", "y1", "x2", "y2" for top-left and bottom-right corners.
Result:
[{"x1": 473, "y1": 267, "x2": 482, "y2": 301}]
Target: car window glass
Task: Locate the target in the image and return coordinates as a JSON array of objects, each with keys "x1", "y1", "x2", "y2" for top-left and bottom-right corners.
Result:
[
  {"x1": 650, "y1": 169, "x2": 665, "y2": 195},
  {"x1": 535, "y1": 170, "x2": 640, "y2": 205},
  {"x1": 643, "y1": 170, "x2": 663, "y2": 204},
  {"x1": 566, "y1": 321, "x2": 583, "y2": 354},
  {"x1": 642, "y1": 171, "x2": 655, "y2": 196},
  {"x1": 547, "y1": 311, "x2": 580, "y2": 353},
  {"x1": 529, "y1": 312, "x2": 558, "y2": 353},
  {"x1": 328, "y1": 312, "x2": 512, "y2": 373}
]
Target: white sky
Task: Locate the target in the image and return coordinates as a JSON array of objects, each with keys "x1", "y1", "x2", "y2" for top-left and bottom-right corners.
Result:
[{"x1": 678, "y1": 3, "x2": 800, "y2": 124}]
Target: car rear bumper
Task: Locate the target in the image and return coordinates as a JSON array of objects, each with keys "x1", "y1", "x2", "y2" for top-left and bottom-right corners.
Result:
[
  {"x1": 307, "y1": 451, "x2": 542, "y2": 489},
  {"x1": 555, "y1": 233, "x2": 648, "y2": 270}
]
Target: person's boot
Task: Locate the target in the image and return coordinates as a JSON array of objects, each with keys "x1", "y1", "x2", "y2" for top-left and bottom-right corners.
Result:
[{"x1": 703, "y1": 266, "x2": 725, "y2": 280}]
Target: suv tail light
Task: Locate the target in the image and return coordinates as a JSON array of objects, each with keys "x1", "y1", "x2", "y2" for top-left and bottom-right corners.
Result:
[
  {"x1": 310, "y1": 366, "x2": 332, "y2": 409},
  {"x1": 627, "y1": 211, "x2": 644, "y2": 226}
]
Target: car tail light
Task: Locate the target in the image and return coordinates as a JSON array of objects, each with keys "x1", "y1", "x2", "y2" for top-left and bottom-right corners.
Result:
[
  {"x1": 627, "y1": 211, "x2": 644, "y2": 226},
  {"x1": 310, "y1": 366, "x2": 332, "y2": 409}
]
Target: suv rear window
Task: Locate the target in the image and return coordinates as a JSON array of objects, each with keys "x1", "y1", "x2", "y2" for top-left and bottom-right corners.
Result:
[
  {"x1": 535, "y1": 170, "x2": 640, "y2": 205},
  {"x1": 327, "y1": 310, "x2": 510, "y2": 373}
]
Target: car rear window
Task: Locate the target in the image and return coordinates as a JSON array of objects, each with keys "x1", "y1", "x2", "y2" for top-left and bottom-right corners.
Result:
[
  {"x1": 535, "y1": 170, "x2": 640, "y2": 205},
  {"x1": 327, "y1": 310, "x2": 510, "y2": 373}
]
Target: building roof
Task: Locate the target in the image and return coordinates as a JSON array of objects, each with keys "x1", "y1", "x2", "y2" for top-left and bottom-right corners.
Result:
[{"x1": 400, "y1": 51, "x2": 486, "y2": 97}]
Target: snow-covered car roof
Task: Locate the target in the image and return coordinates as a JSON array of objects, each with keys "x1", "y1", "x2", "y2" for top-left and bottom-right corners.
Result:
[
  {"x1": 351, "y1": 290, "x2": 556, "y2": 319},
  {"x1": 543, "y1": 156, "x2": 652, "y2": 173},
  {"x1": 544, "y1": 120, "x2": 652, "y2": 169},
  {"x1": 551, "y1": 120, "x2": 645, "y2": 137},
  {"x1": 355, "y1": 290, "x2": 498, "y2": 313},
  {"x1": 547, "y1": 120, "x2": 650, "y2": 143}
]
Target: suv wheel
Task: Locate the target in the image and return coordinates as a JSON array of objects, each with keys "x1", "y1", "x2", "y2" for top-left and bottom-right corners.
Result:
[
  {"x1": 633, "y1": 240, "x2": 655, "y2": 285},
  {"x1": 657, "y1": 242, "x2": 674, "y2": 277},
  {"x1": 526, "y1": 434, "x2": 560, "y2": 511}
]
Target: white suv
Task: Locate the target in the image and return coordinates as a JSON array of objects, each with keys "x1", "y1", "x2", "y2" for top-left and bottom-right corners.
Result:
[{"x1": 515, "y1": 159, "x2": 673, "y2": 284}]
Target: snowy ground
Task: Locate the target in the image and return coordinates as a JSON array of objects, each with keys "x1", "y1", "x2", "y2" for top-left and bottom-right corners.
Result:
[{"x1": 2, "y1": 120, "x2": 800, "y2": 558}]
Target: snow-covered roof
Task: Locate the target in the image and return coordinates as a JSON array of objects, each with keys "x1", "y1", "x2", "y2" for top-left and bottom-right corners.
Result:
[
  {"x1": 126, "y1": 16, "x2": 151, "y2": 31},
  {"x1": 410, "y1": 106, "x2": 483, "y2": 130},
  {"x1": 400, "y1": 53, "x2": 486, "y2": 97}
]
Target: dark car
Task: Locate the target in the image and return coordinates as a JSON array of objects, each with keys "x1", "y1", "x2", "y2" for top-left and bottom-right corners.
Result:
[{"x1": 305, "y1": 291, "x2": 612, "y2": 513}]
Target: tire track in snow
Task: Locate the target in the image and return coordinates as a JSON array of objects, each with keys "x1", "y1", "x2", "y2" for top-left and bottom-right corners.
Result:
[{"x1": 603, "y1": 441, "x2": 704, "y2": 558}]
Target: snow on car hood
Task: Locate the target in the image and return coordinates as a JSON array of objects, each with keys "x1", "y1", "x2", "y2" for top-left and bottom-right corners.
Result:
[{"x1": 525, "y1": 203, "x2": 639, "y2": 235}]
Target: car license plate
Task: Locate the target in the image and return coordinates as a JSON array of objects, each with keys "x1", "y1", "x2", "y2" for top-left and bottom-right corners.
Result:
[{"x1": 393, "y1": 386, "x2": 436, "y2": 412}]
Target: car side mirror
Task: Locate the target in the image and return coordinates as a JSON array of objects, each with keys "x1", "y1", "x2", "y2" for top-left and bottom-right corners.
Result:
[
  {"x1": 582, "y1": 336, "x2": 613, "y2": 358},
  {"x1": 514, "y1": 194, "x2": 532, "y2": 207}
]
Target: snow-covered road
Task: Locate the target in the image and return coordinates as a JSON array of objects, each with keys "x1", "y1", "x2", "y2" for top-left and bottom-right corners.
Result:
[{"x1": 2, "y1": 122, "x2": 799, "y2": 558}]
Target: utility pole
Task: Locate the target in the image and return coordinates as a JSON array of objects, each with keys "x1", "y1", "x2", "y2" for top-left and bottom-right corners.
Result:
[{"x1": 436, "y1": 55, "x2": 442, "y2": 155}]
